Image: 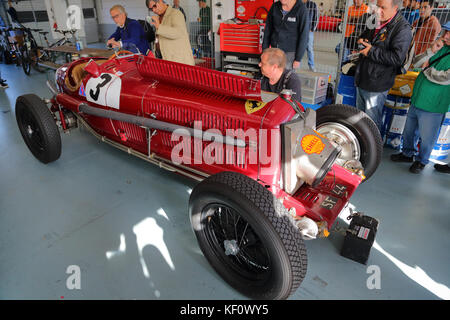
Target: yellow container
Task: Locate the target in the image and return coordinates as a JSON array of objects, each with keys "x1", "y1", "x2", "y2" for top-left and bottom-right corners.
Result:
[{"x1": 388, "y1": 71, "x2": 420, "y2": 97}]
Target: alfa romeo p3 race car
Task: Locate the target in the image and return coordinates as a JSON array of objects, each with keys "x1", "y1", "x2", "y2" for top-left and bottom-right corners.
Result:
[{"x1": 15, "y1": 52, "x2": 382, "y2": 299}]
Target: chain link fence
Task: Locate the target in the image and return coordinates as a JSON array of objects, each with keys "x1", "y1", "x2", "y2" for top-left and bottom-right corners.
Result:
[
  {"x1": 309, "y1": 0, "x2": 449, "y2": 86},
  {"x1": 180, "y1": 0, "x2": 215, "y2": 69}
]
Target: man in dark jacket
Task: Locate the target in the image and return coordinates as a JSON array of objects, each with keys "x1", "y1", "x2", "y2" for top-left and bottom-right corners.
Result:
[
  {"x1": 107, "y1": 5, "x2": 150, "y2": 54},
  {"x1": 262, "y1": 0, "x2": 310, "y2": 70},
  {"x1": 354, "y1": 0, "x2": 412, "y2": 132}
]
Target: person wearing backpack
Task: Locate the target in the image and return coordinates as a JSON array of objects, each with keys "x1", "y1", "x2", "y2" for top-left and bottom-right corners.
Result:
[
  {"x1": 259, "y1": 48, "x2": 302, "y2": 103},
  {"x1": 353, "y1": 0, "x2": 412, "y2": 132},
  {"x1": 391, "y1": 21, "x2": 450, "y2": 173}
]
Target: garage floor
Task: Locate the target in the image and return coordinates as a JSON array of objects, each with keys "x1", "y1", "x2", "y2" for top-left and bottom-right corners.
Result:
[{"x1": 1, "y1": 62, "x2": 449, "y2": 300}]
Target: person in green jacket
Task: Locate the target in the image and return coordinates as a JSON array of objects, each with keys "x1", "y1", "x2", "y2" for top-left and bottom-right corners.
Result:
[{"x1": 391, "y1": 21, "x2": 450, "y2": 174}]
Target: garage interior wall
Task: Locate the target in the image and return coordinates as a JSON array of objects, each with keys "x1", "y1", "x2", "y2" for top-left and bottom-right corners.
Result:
[
  {"x1": 0, "y1": 0, "x2": 98, "y2": 46},
  {"x1": 95, "y1": 0, "x2": 232, "y2": 64}
]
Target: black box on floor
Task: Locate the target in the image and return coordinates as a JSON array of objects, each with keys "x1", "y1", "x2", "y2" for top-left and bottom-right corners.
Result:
[{"x1": 341, "y1": 214, "x2": 379, "y2": 265}]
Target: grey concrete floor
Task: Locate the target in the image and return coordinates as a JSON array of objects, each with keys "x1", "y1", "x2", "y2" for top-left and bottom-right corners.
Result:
[{"x1": 0, "y1": 60, "x2": 449, "y2": 300}]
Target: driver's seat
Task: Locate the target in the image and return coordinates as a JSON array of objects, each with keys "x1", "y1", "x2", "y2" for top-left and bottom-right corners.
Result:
[{"x1": 65, "y1": 59, "x2": 108, "y2": 92}]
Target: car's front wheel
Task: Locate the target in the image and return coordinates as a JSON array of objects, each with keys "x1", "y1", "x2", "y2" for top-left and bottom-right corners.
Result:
[
  {"x1": 316, "y1": 104, "x2": 383, "y2": 181},
  {"x1": 189, "y1": 171, "x2": 307, "y2": 300},
  {"x1": 15, "y1": 94, "x2": 61, "y2": 164}
]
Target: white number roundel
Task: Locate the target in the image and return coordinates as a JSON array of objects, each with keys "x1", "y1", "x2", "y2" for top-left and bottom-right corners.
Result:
[{"x1": 85, "y1": 73, "x2": 122, "y2": 110}]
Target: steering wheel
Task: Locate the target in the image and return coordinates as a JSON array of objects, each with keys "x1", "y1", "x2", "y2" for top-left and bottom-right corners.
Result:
[{"x1": 108, "y1": 50, "x2": 134, "y2": 61}]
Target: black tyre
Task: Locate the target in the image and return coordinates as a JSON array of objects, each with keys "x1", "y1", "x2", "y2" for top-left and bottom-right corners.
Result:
[
  {"x1": 20, "y1": 47, "x2": 31, "y2": 75},
  {"x1": 316, "y1": 104, "x2": 383, "y2": 181},
  {"x1": 189, "y1": 171, "x2": 307, "y2": 300},
  {"x1": 15, "y1": 94, "x2": 61, "y2": 164}
]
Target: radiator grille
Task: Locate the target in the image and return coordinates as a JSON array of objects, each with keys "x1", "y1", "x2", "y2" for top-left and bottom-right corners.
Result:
[{"x1": 143, "y1": 100, "x2": 247, "y2": 134}]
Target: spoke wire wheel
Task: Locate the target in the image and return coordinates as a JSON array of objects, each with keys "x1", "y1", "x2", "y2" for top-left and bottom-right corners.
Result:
[
  {"x1": 316, "y1": 122, "x2": 361, "y2": 166},
  {"x1": 190, "y1": 171, "x2": 307, "y2": 300},
  {"x1": 15, "y1": 94, "x2": 61, "y2": 164},
  {"x1": 201, "y1": 203, "x2": 272, "y2": 284}
]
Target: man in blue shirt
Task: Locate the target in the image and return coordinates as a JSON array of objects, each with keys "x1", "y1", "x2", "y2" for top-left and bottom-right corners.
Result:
[
  {"x1": 400, "y1": 0, "x2": 420, "y2": 25},
  {"x1": 107, "y1": 5, "x2": 150, "y2": 54}
]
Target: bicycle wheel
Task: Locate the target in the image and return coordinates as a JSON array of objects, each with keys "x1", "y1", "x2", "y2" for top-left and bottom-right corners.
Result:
[{"x1": 20, "y1": 46, "x2": 31, "y2": 75}]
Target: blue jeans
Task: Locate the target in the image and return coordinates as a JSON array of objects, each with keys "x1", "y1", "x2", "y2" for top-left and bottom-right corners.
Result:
[
  {"x1": 401, "y1": 105, "x2": 445, "y2": 165},
  {"x1": 356, "y1": 87, "x2": 389, "y2": 133},
  {"x1": 335, "y1": 41, "x2": 350, "y2": 64},
  {"x1": 306, "y1": 32, "x2": 315, "y2": 69}
]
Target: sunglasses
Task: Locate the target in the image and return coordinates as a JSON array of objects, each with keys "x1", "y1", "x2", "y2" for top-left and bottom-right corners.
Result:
[{"x1": 149, "y1": 3, "x2": 158, "y2": 10}]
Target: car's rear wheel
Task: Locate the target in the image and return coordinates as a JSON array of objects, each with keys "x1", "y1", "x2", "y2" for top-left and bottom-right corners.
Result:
[
  {"x1": 15, "y1": 94, "x2": 61, "y2": 164},
  {"x1": 189, "y1": 171, "x2": 307, "y2": 300},
  {"x1": 316, "y1": 104, "x2": 383, "y2": 181}
]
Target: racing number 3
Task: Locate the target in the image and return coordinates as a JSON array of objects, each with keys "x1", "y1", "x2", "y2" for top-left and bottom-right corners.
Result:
[{"x1": 89, "y1": 74, "x2": 113, "y2": 101}]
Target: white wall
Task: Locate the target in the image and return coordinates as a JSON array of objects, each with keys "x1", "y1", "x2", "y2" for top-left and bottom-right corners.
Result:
[
  {"x1": 95, "y1": 0, "x2": 217, "y2": 32},
  {"x1": 6, "y1": 0, "x2": 98, "y2": 45}
]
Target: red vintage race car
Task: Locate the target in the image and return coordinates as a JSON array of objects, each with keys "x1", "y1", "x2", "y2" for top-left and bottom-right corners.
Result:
[
  {"x1": 15, "y1": 52, "x2": 382, "y2": 300},
  {"x1": 316, "y1": 15, "x2": 342, "y2": 32}
]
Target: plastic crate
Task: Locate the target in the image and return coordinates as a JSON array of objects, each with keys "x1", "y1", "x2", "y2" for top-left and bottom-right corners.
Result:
[
  {"x1": 219, "y1": 23, "x2": 264, "y2": 55},
  {"x1": 302, "y1": 87, "x2": 327, "y2": 105},
  {"x1": 297, "y1": 70, "x2": 330, "y2": 105},
  {"x1": 297, "y1": 70, "x2": 330, "y2": 93}
]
